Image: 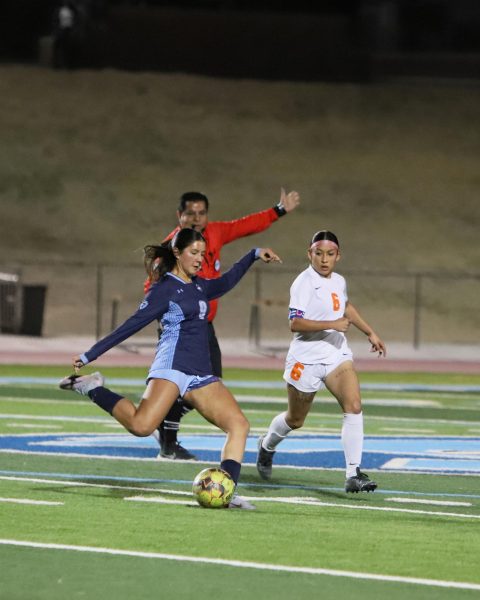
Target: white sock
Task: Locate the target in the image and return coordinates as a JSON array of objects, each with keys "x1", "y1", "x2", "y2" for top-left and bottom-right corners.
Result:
[
  {"x1": 342, "y1": 412, "x2": 364, "y2": 478},
  {"x1": 263, "y1": 412, "x2": 292, "y2": 451}
]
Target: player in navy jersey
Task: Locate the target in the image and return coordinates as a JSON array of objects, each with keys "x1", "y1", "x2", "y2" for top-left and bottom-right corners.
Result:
[
  {"x1": 256, "y1": 230, "x2": 386, "y2": 493},
  {"x1": 150, "y1": 188, "x2": 300, "y2": 460},
  {"x1": 59, "y1": 228, "x2": 281, "y2": 509}
]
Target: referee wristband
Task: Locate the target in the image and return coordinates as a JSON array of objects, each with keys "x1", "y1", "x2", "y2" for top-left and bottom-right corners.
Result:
[{"x1": 273, "y1": 202, "x2": 287, "y2": 217}]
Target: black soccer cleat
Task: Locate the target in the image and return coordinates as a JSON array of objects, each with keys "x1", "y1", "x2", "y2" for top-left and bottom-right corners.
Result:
[
  {"x1": 59, "y1": 374, "x2": 80, "y2": 390},
  {"x1": 159, "y1": 441, "x2": 197, "y2": 461},
  {"x1": 345, "y1": 467, "x2": 377, "y2": 493},
  {"x1": 256, "y1": 435, "x2": 275, "y2": 480}
]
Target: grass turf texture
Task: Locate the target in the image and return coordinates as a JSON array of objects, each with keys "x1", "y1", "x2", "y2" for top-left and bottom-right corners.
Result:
[
  {"x1": 0, "y1": 365, "x2": 479, "y2": 599},
  {"x1": 1, "y1": 365, "x2": 479, "y2": 437}
]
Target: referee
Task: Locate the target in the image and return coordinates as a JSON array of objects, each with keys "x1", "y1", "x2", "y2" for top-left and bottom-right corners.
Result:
[{"x1": 146, "y1": 188, "x2": 300, "y2": 459}]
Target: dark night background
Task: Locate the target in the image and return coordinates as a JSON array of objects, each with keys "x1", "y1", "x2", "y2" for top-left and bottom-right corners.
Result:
[{"x1": 1, "y1": 0, "x2": 480, "y2": 81}]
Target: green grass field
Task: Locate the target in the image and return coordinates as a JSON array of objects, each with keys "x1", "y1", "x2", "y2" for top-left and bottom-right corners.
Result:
[{"x1": 1, "y1": 364, "x2": 479, "y2": 599}]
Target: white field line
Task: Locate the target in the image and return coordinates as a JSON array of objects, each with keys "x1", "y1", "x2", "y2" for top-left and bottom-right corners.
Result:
[
  {"x1": 2, "y1": 448, "x2": 480, "y2": 476},
  {"x1": 0, "y1": 414, "x2": 111, "y2": 424},
  {"x1": 2, "y1": 475, "x2": 478, "y2": 520},
  {"x1": 246, "y1": 409, "x2": 480, "y2": 427},
  {"x1": 0, "y1": 392, "x2": 474, "y2": 410},
  {"x1": 236, "y1": 395, "x2": 443, "y2": 408},
  {"x1": 0, "y1": 449, "x2": 170, "y2": 462},
  {"x1": 0, "y1": 497, "x2": 63, "y2": 506},
  {"x1": 381, "y1": 428, "x2": 434, "y2": 434},
  {"x1": 6, "y1": 423, "x2": 63, "y2": 429},
  {"x1": 224, "y1": 497, "x2": 480, "y2": 520},
  {"x1": 2, "y1": 409, "x2": 480, "y2": 428},
  {"x1": 0, "y1": 414, "x2": 337, "y2": 435},
  {"x1": 125, "y1": 496, "x2": 194, "y2": 506},
  {"x1": 156, "y1": 422, "x2": 333, "y2": 434},
  {"x1": 4, "y1": 390, "x2": 433, "y2": 408},
  {"x1": 381, "y1": 457, "x2": 480, "y2": 473},
  {"x1": 1, "y1": 416, "x2": 478, "y2": 438},
  {"x1": 0, "y1": 475, "x2": 192, "y2": 495},
  {"x1": 384, "y1": 497, "x2": 472, "y2": 507},
  {"x1": 0, "y1": 539, "x2": 479, "y2": 591},
  {"x1": 126, "y1": 494, "x2": 480, "y2": 518},
  {"x1": 0, "y1": 397, "x2": 91, "y2": 406}
]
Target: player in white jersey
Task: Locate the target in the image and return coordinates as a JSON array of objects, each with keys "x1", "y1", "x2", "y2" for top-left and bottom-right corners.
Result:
[{"x1": 256, "y1": 230, "x2": 387, "y2": 493}]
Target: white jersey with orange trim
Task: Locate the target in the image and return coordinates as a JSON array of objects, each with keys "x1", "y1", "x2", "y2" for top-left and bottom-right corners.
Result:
[{"x1": 286, "y1": 265, "x2": 351, "y2": 365}]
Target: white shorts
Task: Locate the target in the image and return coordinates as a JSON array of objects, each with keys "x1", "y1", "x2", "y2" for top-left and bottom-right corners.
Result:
[
  {"x1": 147, "y1": 368, "x2": 218, "y2": 397},
  {"x1": 283, "y1": 350, "x2": 353, "y2": 393}
]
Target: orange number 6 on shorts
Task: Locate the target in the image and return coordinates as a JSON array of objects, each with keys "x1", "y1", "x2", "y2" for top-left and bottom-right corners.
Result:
[
  {"x1": 290, "y1": 362, "x2": 304, "y2": 381},
  {"x1": 331, "y1": 292, "x2": 340, "y2": 311}
]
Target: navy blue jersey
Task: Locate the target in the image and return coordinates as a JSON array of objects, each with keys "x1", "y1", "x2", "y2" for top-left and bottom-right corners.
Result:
[{"x1": 80, "y1": 249, "x2": 257, "y2": 376}]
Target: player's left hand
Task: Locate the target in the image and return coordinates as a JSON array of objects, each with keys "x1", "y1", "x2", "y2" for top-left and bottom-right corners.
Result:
[
  {"x1": 368, "y1": 334, "x2": 387, "y2": 357},
  {"x1": 279, "y1": 188, "x2": 300, "y2": 213},
  {"x1": 72, "y1": 355, "x2": 85, "y2": 371},
  {"x1": 258, "y1": 248, "x2": 282, "y2": 263}
]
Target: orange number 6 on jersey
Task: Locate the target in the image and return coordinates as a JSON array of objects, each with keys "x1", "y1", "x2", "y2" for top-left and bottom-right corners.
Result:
[
  {"x1": 290, "y1": 362, "x2": 304, "y2": 381},
  {"x1": 331, "y1": 293, "x2": 340, "y2": 311}
]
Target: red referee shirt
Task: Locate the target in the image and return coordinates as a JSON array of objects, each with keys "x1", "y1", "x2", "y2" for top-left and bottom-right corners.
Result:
[{"x1": 144, "y1": 207, "x2": 279, "y2": 321}]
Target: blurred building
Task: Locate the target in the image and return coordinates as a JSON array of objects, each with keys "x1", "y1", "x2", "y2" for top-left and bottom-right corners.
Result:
[{"x1": 1, "y1": 1, "x2": 480, "y2": 80}]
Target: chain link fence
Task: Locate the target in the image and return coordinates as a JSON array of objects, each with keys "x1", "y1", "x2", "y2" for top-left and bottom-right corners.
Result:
[
  {"x1": 1, "y1": 261, "x2": 479, "y2": 351},
  {"x1": 246, "y1": 267, "x2": 480, "y2": 353}
]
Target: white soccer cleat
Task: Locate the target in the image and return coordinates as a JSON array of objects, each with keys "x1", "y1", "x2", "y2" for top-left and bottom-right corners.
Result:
[
  {"x1": 59, "y1": 372, "x2": 104, "y2": 396},
  {"x1": 228, "y1": 493, "x2": 256, "y2": 510}
]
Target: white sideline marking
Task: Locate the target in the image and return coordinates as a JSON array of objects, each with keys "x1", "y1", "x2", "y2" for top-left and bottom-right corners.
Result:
[
  {"x1": 1, "y1": 449, "x2": 479, "y2": 476},
  {"x1": 0, "y1": 414, "x2": 110, "y2": 424},
  {"x1": 367, "y1": 416, "x2": 480, "y2": 426},
  {"x1": 7, "y1": 423, "x2": 63, "y2": 430},
  {"x1": 0, "y1": 397, "x2": 91, "y2": 406},
  {"x1": 236, "y1": 395, "x2": 442, "y2": 408},
  {"x1": 381, "y1": 457, "x2": 480, "y2": 473},
  {"x1": 125, "y1": 496, "x2": 194, "y2": 506},
  {"x1": 0, "y1": 449, "x2": 166, "y2": 462},
  {"x1": 382, "y1": 458, "x2": 409, "y2": 469},
  {"x1": 124, "y1": 494, "x2": 480, "y2": 519},
  {"x1": 0, "y1": 475, "x2": 191, "y2": 495},
  {"x1": 0, "y1": 497, "x2": 63, "y2": 506},
  {"x1": 232, "y1": 497, "x2": 480, "y2": 519},
  {"x1": 3, "y1": 475, "x2": 479, "y2": 519},
  {"x1": 385, "y1": 497, "x2": 472, "y2": 507},
  {"x1": 2, "y1": 411, "x2": 480, "y2": 429},
  {"x1": 0, "y1": 539, "x2": 479, "y2": 591},
  {"x1": 381, "y1": 428, "x2": 434, "y2": 434},
  {"x1": 124, "y1": 491, "x2": 479, "y2": 515}
]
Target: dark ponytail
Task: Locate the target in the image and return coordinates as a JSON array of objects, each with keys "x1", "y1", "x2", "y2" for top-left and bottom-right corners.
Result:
[{"x1": 144, "y1": 228, "x2": 206, "y2": 283}]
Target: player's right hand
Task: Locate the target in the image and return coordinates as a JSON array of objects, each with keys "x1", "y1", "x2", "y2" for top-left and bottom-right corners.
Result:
[
  {"x1": 258, "y1": 248, "x2": 282, "y2": 263},
  {"x1": 332, "y1": 317, "x2": 350, "y2": 332}
]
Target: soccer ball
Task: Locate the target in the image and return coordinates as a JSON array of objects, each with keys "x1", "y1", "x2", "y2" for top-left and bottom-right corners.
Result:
[{"x1": 192, "y1": 467, "x2": 235, "y2": 508}]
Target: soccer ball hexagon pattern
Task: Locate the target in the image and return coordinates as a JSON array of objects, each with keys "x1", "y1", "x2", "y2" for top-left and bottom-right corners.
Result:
[{"x1": 192, "y1": 467, "x2": 235, "y2": 508}]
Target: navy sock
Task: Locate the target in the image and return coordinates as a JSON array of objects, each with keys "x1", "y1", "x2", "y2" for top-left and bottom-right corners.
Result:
[
  {"x1": 220, "y1": 459, "x2": 241, "y2": 486},
  {"x1": 87, "y1": 386, "x2": 123, "y2": 415}
]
